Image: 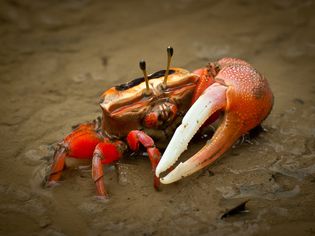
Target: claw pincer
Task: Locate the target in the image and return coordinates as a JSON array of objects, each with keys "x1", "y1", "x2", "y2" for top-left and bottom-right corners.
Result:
[{"x1": 156, "y1": 58, "x2": 273, "y2": 184}]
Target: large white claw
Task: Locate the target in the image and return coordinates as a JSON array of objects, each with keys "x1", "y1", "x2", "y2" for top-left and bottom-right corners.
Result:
[{"x1": 155, "y1": 83, "x2": 227, "y2": 182}]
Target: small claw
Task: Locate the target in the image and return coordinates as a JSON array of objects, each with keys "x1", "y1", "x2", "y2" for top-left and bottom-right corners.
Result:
[
  {"x1": 127, "y1": 130, "x2": 154, "y2": 151},
  {"x1": 126, "y1": 130, "x2": 161, "y2": 191}
]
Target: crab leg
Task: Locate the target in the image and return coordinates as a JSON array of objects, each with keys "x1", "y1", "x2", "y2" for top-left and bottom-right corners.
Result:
[
  {"x1": 92, "y1": 153, "x2": 107, "y2": 196},
  {"x1": 47, "y1": 146, "x2": 67, "y2": 184},
  {"x1": 92, "y1": 141, "x2": 125, "y2": 197}
]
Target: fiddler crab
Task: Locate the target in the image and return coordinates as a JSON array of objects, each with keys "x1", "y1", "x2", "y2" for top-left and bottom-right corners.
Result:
[{"x1": 47, "y1": 46, "x2": 273, "y2": 198}]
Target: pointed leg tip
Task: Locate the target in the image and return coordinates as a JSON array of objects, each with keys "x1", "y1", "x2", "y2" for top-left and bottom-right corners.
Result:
[
  {"x1": 154, "y1": 175, "x2": 160, "y2": 190},
  {"x1": 46, "y1": 180, "x2": 59, "y2": 188},
  {"x1": 95, "y1": 187, "x2": 110, "y2": 199},
  {"x1": 99, "y1": 194, "x2": 110, "y2": 200},
  {"x1": 154, "y1": 184, "x2": 161, "y2": 192},
  {"x1": 95, "y1": 194, "x2": 110, "y2": 201}
]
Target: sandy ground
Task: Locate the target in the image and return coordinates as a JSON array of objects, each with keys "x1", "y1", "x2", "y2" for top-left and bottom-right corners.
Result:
[{"x1": 0, "y1": 0, "x2": 315, "y2": 235}]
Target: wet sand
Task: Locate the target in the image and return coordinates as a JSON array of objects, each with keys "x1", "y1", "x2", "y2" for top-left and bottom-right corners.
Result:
[{"x1": 0, "y1": 0, "x2": 315, "y2": 235}]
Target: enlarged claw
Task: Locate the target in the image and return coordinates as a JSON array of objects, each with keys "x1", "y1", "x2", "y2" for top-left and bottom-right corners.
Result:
[{"x1": 156, "y1": 58, "x2": 273, "y2": 184}]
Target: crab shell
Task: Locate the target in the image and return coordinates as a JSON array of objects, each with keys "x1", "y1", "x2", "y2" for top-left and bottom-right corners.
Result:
[{"x1": 99, "y1": 68, "x2": 199, "y2": 140}]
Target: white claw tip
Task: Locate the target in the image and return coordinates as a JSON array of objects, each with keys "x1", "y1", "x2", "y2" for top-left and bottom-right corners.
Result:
[{"x1": 159, "y1": 161, "x2": 196, "y2": 184}]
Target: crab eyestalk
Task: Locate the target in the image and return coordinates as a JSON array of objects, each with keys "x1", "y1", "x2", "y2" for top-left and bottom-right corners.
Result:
[
  {"x1": 139, "y1": 59, "x2": 151, "y2": 96},
  {"x1": 163, "y1": 46, "x2": 174, "y2": 87}
]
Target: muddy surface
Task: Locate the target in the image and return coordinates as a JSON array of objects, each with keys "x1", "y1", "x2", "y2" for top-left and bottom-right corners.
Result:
[{"x1": 0, "y1": 0, "x2": 315, "y2": 235}]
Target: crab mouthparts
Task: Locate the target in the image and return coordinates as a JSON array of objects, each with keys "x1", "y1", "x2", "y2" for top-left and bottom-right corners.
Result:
[{"x1": 155, "y1": 83, "x2": 229, "y2": 184}]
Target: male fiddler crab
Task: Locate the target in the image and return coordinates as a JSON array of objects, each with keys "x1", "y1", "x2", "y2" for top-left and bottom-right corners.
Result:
[{"x1": 47, "y1": 47, "x2": 273, "y2": 198}]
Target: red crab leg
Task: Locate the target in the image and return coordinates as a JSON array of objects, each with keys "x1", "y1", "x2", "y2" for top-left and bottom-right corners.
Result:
[
  {"x1": 92, "y1": 140, "x2": 126, "y2": 197},
  {"x1": 47, "y1": 123, "x2": 102, "y2": 185},
  {"x1": 48, "y1": 146, "x2": 67, "y2": 183},
  {"x1": 47, "y1": 121, "x2": 128, "y2": 197},
  {"x1": 126, "y1": 130, "x2": 161, "y2": 190}
]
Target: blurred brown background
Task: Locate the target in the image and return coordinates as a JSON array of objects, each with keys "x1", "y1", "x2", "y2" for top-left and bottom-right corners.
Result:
[{"x1": 0, "y1": 0, "x2": 314, "y2": 235}]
